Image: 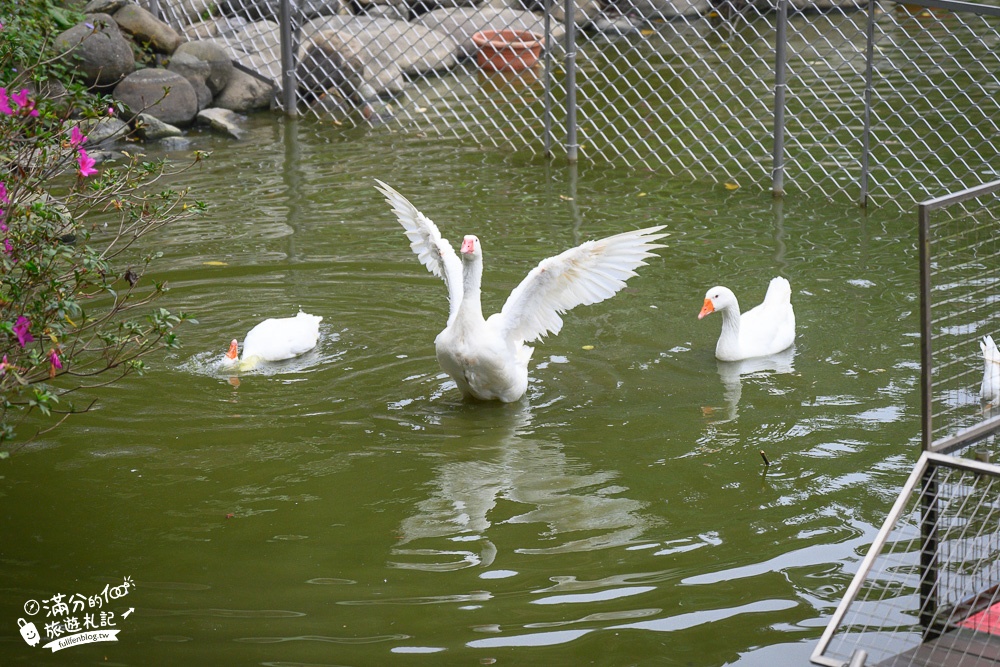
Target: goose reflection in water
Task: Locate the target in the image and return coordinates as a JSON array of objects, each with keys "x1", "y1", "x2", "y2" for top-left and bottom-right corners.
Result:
[
  {"x1": 707, "y1": 346, "x2": 797, "y2": 423},
  {"x1": 389, "y1": 405, "x2": 654, "y2": 573}
]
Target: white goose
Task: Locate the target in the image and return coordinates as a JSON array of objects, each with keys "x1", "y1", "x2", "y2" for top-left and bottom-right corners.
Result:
[
  {"x1": 698, "y1": 277, "x2": 795, "y2": 362},
  {"x1": 376, "y1": 180, "x2": 667, "y2": 402},
  {"x1": 220, "y1": 311, "x2": 323, "y2": 371},
  {"x1": 981, "y1": 335, "x2": 1000, "y2": 405}
]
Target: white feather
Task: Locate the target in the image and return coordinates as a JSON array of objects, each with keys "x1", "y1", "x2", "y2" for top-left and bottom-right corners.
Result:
[
  {"x1": 375, "y1": 180, "x2": 463, "y2": 326},
  {"x1": 981, "y1": 335, "x2": 1000, "y2": 404}
]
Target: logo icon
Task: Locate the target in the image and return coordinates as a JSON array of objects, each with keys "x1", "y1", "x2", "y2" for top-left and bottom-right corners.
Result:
[{"x1": 18, "y1": 618, "x2": 40, "y2": 647}]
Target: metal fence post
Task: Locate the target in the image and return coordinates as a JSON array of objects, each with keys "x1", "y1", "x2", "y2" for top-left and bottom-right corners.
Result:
[
  {"x1": 543, "y1": 0, "x2": 553, "y2": 157},
  {"x1": 771, "y1": 0, "x2": 788, "y2": 198},
  {"x1": 859, "y1": 0, "x2": 876, "y2": 207},
  {"x1": 563, "y1": 0, "x2": 578, "y2": 164},
  {"x1": 279, "y1": 0, "x2": 298, "y2": 117}
]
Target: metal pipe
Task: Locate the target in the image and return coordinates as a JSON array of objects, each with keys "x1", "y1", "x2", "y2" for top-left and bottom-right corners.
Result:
[
  {"x1": 919, "y1": 200, "x2": 933, "y2": 450},
  {"x1": 771, "y1": 0, "x2": 787, "y2": 198},
  {"x1": 543, "y1": 0, "x2": 553, "y2": 157},
  {"x1": 859, "y1": 0, "x2": 876, "y2": 207},
  {"x1": 279, "y1": 0, "x2": 298, "y2": 117},
  {"x1": 564, "y1": 0, "x2": 578, "y2": 164}
]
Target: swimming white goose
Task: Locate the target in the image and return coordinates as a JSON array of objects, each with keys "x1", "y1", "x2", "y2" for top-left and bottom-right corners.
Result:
[
  {"x1": 375, "y1": 180, "x2": 667, "y2": 402},
  {"x1": 220, "y1": 311, "x2": 323, "y2": 371},
  {"x1": 981, "y1": 335, "x2": 1000, "y2": 405},
  {"x1": 698, "y1": 277, "x2": 795, "y2": 362}
]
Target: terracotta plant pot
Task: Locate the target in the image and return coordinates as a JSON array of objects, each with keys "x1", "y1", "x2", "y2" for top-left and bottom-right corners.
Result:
[{"x1": 471, "y1": 30, "x2": 545, "y2": 72}]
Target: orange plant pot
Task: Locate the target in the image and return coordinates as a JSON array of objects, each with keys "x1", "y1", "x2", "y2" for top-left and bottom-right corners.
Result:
[{"x1": 471, "y1": 30, "x2": 545, "y2": 72}]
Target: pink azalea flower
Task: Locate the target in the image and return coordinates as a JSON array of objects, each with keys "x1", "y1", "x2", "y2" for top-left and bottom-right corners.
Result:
[
  {"x1": 0, "y1": 181, "x2": 7, "y2": 203},
  {"x1": 11, "y1": 89, "x2": 29, "y2": 107},
  {"x1": 69, "y1": 126, "x2": 87, "y2": 147},
  {"x1": 107, "y1": 106, "x2": 115, "y2": 117},
  {"x1": 77, "y1": 149, "x2": 97, "y2": 177},
  {"x1": 49, "y1": 349, "x2": 63, "y2": 370},
  {"x1": 13, "y1": 316, "x2": 33, "y2": 347},
  {"x1": 0, "y1": 89, "x2": 11, "y2": 116},
  {"x1": 3, "y1": 238, "x2": 12, "y2": 255},
  {"x1": 0, "y1": 354, "x2": 9, "y2": 376}
]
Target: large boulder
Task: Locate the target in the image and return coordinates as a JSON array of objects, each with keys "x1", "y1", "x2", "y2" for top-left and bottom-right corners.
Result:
[
  {"x1": 212, "y1": 67, "x2": 275, "y2": 111},
  {"x1": 112, "y1": 68, "x2": 200, "y2": 126},
  {"x1": 113, "y1": 3, "x2": 184, "y2": 53},
  {"x1": 303, "y1": 15, "x2": 459, "y2": 78},
  {"x1": 297, "y1": 30, "x2": 368, "y2": 100},
  {"x1": 168, "y1": 52, "x2": 213, "y2": 109},
  {"x1": 173, "y1": 41, "x2": 234, "y2": 95},
  {"x1": 54, "y1": 14, "x2": 136, "y2": 89}
]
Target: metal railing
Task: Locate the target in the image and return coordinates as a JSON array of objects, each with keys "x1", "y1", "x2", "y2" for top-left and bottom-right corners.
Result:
[
  {"x1": 919, "y1": 179, "x2": 1000, "y2": 449},
  {"x1": 811, "y1": 449, "x2": 1000, "y2": 667},
  {"x1": 146, "y1": 0, "x2": 1000, "y2": 205},
  {"x1": 811, "y1": 180, "x2": 1000, "y2": 666}
]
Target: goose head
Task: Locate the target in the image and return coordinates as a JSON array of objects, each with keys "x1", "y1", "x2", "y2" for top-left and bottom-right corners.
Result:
[
  {"x1": 698, "y1": 286, "x2": 737, "y2": 319},
  {"x1": 460, "y1": 235, "x2": 482, "y2": 261}
]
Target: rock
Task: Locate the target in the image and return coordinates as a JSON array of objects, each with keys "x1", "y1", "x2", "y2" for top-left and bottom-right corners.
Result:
[
  {"x1": 155, "y1": 0, "x2": 217, "y2": 25},
  {"x1": 114, "y1": 3, "x2": 184, "y2": 53},
  {"x1": 302, "y1": 15, "x2": 458, "y2": 77},
  {"x1": 158, "y1": 136, "x2": 194, "y2": 150},
  {"x1": 113, "y1": 68, "x2": 200, "y2": 126},
  {"x1": 180, "y1": 15, "x2": 249, "y2": 40},
  {"x1": 83, "y1": 0, "x2": 129, "y2": 13},
  {"x1": 416, "y1": 8, "x2": 564, "y2": 56},
  {"x1": 196, "y1": 107, "x2": 244, "y2": 138},
  {"x1": 174, "y1": 41, "x2": 234, "y2": 95},
  {"x1": 297, "y1": 30, "x2": 367, "y2": 100},
  {"x1": 54, "y1": 14, "x2": 136, "y2": 89},
  {"x1": 168, "y1": 52, "x2": 213, "y2": 109},
  {"x1": 613, "y1": 0, "x2": 708, "y2": 19},
  {"x1": 212, "y1": 67, "x2": 274, "y2": 111},
  {"x1": 134, "y1": 113, "x2": 183, "y2": 140},
  {"x1": 77, "y1": 117, "x2": 132, "y2": 145},
  {"x1": 216, "y1": 0, "x2": 347, "y2": 22}
]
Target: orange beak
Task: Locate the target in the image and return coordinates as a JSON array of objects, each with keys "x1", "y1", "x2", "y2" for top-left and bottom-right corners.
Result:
[
  {"x1": 226, "y1": 339, "x2": 239, "y2": 360},
  {"x1": 698, "y1": 298, "x2": 714, "y2": 320}
]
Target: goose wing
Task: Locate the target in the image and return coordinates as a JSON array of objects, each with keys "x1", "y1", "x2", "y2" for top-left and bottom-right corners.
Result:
[
  {"x1": 492, "y1": 226, "x2": 667, "y2": 344},
  {"x1": 376, "y1": 180, "x2": 463, "y2": 325}
]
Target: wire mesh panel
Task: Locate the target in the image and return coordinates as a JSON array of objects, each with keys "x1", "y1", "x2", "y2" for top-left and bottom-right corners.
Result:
[
  {"x1": 919, "y1": 180, "x2": 1000, "y2": 448},
  {"x1": 145, "y1": 0, "x2": 1000, "y2": 205},
  {"x1": 813, "y1": 453, "x2": 1000, "y2": 667}
]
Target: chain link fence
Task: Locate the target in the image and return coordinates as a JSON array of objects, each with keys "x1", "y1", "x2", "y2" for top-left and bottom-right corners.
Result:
[
  {"x1": 145, "y1": 0, "x2": 1000, "y2": 206},
  {"x1": 918, "y1": 179, "x2": 1000, "y2": 448}
]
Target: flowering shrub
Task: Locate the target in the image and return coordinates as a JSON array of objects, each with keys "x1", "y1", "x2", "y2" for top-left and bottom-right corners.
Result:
[{"x1": 1, "y1": 5, "x2": 206, "y2": 454}]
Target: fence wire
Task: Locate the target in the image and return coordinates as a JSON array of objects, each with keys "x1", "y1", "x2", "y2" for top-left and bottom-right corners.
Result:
[
  {"x1": 814, "y1": 453, "x2": 1000, "y2": 667},
  {"x1": 919, "y1": 180, "x2": 1000, "y2": 447},
  {"x1": 147, "y1": 0, "x2": 1000, "y2": 206}
]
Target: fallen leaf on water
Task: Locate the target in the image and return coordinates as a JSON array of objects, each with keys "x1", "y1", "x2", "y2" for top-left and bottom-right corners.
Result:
[
  {"x1": 203, "y1": 261, "x2": 228, "y2": 266},
  {"x1": 415, "y1": 107, "x2": 427, "y2": 113},
  {"x1": 228, "y1": 376, "x2": 240, "y2": 388},
  {"x1": 724, "y1": 182, "x2": 739, "y2": 190},
  {"x1": 640, "y1": 29, "x2": 655, "y2": 36},
  {"x1": 559, "y1": 195, "x2": 574, "y2": 201},
  {"x1": 582, "y1": 345, "x2": 595, "y2": 350}
]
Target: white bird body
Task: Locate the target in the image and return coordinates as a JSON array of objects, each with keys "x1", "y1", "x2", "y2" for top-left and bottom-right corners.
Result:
[
  {"x1": 221, "y1": 311, "x2": 323, "y2": 371},
  {"x1": 698, "y1": 277, "x2": 795, "y2": 362},
  {"x1": 376, "y1": 180, "x2": 667, "y2": 402},
  {"x1": 981, "y1": 335, "x2": 1000, "y2": 404}
]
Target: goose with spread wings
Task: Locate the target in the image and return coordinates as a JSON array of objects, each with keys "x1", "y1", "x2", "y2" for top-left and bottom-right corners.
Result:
[{"x1": 376, "y1": 180, "x2": 667, "y2": 402}]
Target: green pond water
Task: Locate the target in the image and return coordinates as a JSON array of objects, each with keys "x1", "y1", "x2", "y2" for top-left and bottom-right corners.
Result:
[{"x1": 1, "y1": 116, "x2": 928, "y2": 666}]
